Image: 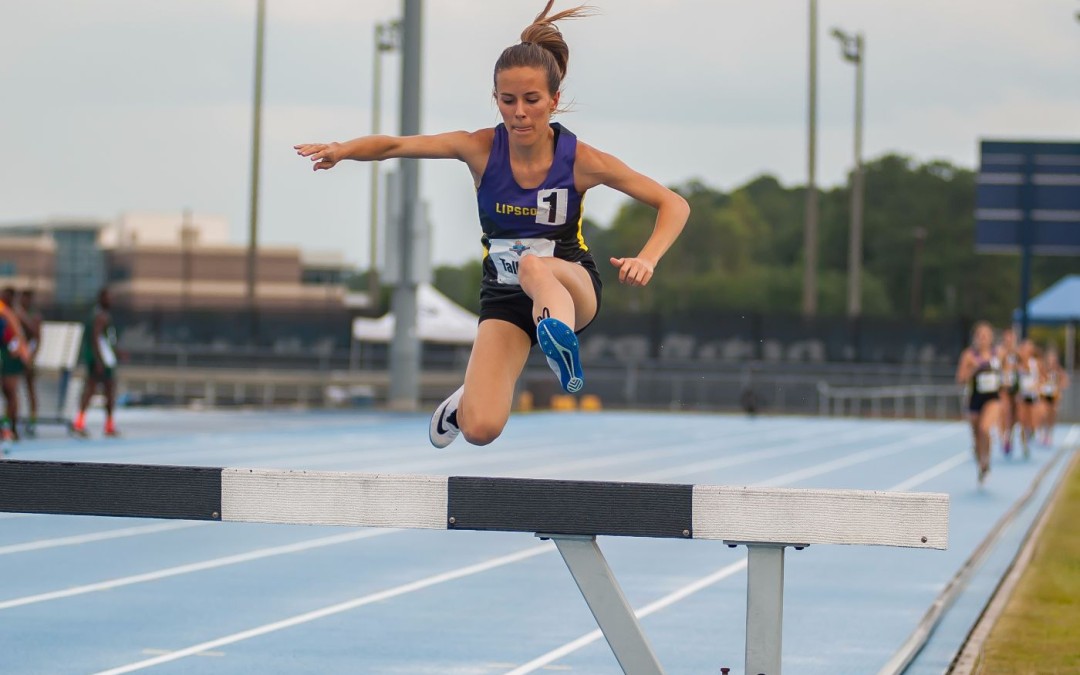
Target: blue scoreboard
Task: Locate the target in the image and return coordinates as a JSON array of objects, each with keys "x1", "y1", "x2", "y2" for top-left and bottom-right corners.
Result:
[
  {"x1": 976, "y1": 140, "x2": 1080, "y2": 335},
  {"x1": 976, "y1": 140, "x2": 1080, "y2": 254}
]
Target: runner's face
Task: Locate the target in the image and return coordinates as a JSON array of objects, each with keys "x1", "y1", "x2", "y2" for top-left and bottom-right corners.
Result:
[
  {"x1": 494, "y1": 67, "x2": 558, "y2": 147},
  {"x1": 974, "y1": 326, "x2": 992, "y2": 350}
]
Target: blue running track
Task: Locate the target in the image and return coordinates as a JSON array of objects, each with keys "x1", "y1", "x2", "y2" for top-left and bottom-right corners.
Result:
[{"x1": 0, "y1": 410, "x2": 1075, "y2": 674}]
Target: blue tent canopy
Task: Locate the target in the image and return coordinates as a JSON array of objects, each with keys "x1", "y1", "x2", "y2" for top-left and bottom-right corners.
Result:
[{"x1": 1014, "y1": 275, "x2": 1080, "y2": 325}]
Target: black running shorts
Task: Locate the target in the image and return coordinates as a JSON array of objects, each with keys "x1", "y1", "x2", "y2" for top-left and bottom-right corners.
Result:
[{"x1": 478, "y1": 255, "x2": 602, "y2": 345}]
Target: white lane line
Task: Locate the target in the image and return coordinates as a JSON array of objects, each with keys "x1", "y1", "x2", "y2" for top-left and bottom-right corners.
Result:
[
  {"x1": 91, "y1": 543, "x2": 555, "y2": 675},
  {"x1": 0, "y1": 522, "x2": 206, "y2": 556},
  {"x1": 95, "y1": 415, "x2": 792, "y2": 469},
  {"x1": 140, "y1": 648, "x2": 224, "y2": 658},
  {"x1": 758, "y1": 426, "x2": 962, "y2": 487},
  {"x1": 503, "y1": 429, "x2": 969, "y2": 674},
  {"x1": 262, "y1": 417, "x2": 815, "y2": 474},
  {"x1": 506, "y1": 559, "x2": 749, "y2": 675},
  {"x1": 888, "y1": 452, "x2": 970, "y2": 493},
  {"x1": 0, "y1": 529, "x2": 397, "y2": 611},
  {"x1": 633, "y1": 424, "x2": 895, "y2": 482},
  {"x1": 1062, "y1": 424, "x2": 1079, "y2": 448}
]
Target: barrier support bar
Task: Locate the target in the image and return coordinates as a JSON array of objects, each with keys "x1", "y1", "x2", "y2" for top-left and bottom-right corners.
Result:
[
  {"x1": 727, "y1": 541, "x2": 808, "y2": 675},
  {"x1": 538, "y1": 533, "x2": 665, "y2": 675}
]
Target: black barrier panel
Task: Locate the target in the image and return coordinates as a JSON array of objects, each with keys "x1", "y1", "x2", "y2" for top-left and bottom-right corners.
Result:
[
  {"x1": 0, "y1": 460, "x2": 222, "y2": 520},
  {"x1": 447, "y1": 477, "x2": 693, "y2": 538}
]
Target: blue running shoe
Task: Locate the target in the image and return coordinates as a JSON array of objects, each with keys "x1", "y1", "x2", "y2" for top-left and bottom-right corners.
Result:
[{"x1": 537, "y1": 317, "x2": 584, "y2": 393}]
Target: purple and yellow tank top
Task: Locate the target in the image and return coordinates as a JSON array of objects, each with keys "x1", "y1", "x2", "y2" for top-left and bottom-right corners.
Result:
[{"x1": 476, "y1": 122, "x2": 589, "y2": 286}]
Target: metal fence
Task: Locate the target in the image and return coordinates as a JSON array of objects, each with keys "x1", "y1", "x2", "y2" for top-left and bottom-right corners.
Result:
[
  {"x1": 105, "y1": 346, "x2": 1078, "y2": 422},
  {"x1": 816, "y1": 383, "x2": 967, "y2": 419}
]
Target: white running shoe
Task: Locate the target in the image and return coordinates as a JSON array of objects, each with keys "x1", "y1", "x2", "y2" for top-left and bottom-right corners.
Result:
[{"x1": 429, "y1": 385, "x2": 464, "y2": 449}]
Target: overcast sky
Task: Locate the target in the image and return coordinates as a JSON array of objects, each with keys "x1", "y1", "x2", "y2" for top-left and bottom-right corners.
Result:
[{"x1": 1, "y1": 1, "x2": 1077, "y2": 267}]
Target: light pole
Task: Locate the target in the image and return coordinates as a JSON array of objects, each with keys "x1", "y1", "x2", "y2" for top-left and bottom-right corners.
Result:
[
  {"x1": 802, "y1": 0, "x2": 819, "y2": 318},
  {"x1": 831, "y1": 27, "x2": 865, "y2": 319},
  {"x1": 246, "y1": 0, "x2": 266, "y2": 335},
  {"x1": 369, "y1": 20, "x2": 401, "y2": 309},
  {"x1": 388, "y1": 0, "x2": 423, "y2": 411}
]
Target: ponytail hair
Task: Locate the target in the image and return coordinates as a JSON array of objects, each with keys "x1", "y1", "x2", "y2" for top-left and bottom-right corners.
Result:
[{"x1": 494, "y1": 1, "x2": 595, "y2": 96}]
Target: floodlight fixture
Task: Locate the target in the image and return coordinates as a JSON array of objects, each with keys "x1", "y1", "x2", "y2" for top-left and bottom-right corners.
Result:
[{"x1": 830, "y1": 27, "x2": 862, "y2": 63}]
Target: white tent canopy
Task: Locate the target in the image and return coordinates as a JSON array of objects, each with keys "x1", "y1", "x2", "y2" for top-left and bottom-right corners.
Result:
[{"x1": 352, "y1": 283, "x2": 478, "y2": 345}]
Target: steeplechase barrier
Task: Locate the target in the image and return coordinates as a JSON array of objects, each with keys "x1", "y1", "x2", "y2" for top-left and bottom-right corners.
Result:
[{"x1": 0, "y1": 459, "x2": 949, "y2": 675}]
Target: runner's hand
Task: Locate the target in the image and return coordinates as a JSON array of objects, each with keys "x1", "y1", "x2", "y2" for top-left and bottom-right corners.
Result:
[
  {"x1": 609, "y1": 257, "x2": 655, "y2": 287},
  {"x1": 294, "y1": 142, "x2": 342, "y2": 171}
]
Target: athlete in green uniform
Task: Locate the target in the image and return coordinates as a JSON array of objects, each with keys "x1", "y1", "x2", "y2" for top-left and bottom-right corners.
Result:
[
  {"x1": 71, "y1": 288, "x2": 120, "y2": 437},
  {"x1": 1, "y1": 287, "x2": 29, "y2": 443},
  {"x1": 16, "y1": 289, "x2": 43, "y2": 436}
]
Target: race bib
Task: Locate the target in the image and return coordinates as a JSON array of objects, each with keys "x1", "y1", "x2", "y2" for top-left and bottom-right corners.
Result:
[
  {"x1": 488, "y1": 238, "x2": 556, "y2": 285},
  {"x1": 98, "y1": 335, "x2": 117, "y2": 368},
  {"x1": 975, "y1": 371, "x2": 1000, "y2": 394},
  {"x1": 1019, "y1": 373, "x2": 1037, "y2": 393}
]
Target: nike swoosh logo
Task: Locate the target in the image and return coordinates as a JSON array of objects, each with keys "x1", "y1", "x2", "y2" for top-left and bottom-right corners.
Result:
[{"x1": 435, "y1": 403, "x2": 450, "y2": 435}]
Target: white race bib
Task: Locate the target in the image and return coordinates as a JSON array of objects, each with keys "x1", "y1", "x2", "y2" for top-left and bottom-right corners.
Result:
[
  {"x1": 488, "y1": 238, "x2": 556, "y2": 285},
  {"x1": 975, "y1": 371, "x2": 1000, "y2": 394},
  {"x1": 98, "y1": 335, "x2": 117, "y2": 368},
  {"x1": 1019, "y1": 373, "x2": 1037, "y2": 394}
]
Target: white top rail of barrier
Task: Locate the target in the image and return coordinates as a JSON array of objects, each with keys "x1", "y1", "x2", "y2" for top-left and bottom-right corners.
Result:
[{"x1": 0, "y1": 460, "x2": 949, "y2": 549}]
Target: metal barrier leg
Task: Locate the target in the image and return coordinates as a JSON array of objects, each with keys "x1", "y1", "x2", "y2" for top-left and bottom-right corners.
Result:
[
  {"x1": 727, "y1": 542, "x2": 806, "y2": 675},
  {"x1": 538, "y1": 533, "x2": 665, "y2": 675}
]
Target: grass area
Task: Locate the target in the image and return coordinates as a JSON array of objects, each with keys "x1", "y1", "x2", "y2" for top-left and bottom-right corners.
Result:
[{"x1": 977, "y1": 451, "x2": 1080, "y2": 674}]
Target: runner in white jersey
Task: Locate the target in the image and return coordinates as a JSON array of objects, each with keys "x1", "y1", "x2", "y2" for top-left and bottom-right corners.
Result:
[
  {"x1": 1037, "y1": 350, "x2": 1069, "y2": 446},
  {"x1": 1015, "y1": 339, "x2": 1040, "y2": 458},
  {"x1": 995, "y1": 326, "x2": 1019, "y2": 456}
]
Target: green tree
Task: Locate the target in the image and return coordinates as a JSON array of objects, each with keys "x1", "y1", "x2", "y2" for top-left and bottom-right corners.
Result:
[{"x1": 431, "y1": 154, "x2": 1074, "y2": 323}]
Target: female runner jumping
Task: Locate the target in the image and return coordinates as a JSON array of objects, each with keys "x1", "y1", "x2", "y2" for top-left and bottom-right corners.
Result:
[{"x1": 295, "y1": 2, "x2": 689, "y2": 448}]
